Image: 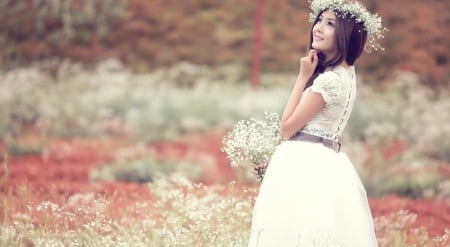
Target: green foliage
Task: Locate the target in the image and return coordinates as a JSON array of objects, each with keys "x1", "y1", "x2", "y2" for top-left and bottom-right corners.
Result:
[
  {"x1": 364, "y1": 165, "x2": 443, "y2": 198},
  {"x1": 5, "y1": 142, "x2": 44, "y2": 157},
  {"x1": 0, "y1": 0, "x2": 126, "y2": 64},
  {"x1": 0, "y1": 61, "x2": 287, "y2": 141},
  {"x1": 91, "y1": 157, "x2": 203, "y2": 183},
  {"x1": 0, "y1": 0, "x2": 126, "y2": 40}
]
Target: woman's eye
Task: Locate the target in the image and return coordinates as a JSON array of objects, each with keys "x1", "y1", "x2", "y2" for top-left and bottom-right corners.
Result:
[{"x1": 327, "y1": 21, "x2": 335, "y2": 27}]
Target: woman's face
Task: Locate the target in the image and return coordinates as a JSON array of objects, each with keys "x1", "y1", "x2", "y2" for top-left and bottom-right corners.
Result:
[{"x1": 312, "y1": 10, "x2": 337, "y2": 58}]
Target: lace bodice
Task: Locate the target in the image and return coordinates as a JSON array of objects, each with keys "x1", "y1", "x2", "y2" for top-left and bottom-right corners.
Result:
[{"x1": 301, "y1": 66, "x2": 356, "y2": 140}]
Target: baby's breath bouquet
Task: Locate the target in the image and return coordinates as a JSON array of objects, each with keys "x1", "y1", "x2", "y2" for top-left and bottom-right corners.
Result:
[{"x1": 222, "y1": 112, "x2": 282, "y2": 181}]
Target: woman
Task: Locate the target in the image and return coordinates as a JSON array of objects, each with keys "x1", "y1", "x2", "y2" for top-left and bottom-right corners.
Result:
[{"x1": 248, "y1": 0, "x2": 386, "y2": 246}]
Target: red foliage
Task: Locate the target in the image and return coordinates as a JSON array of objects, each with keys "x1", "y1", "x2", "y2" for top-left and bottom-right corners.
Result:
[{"x1": 382, "y1": 139, "x2": 408, "y2": 160}]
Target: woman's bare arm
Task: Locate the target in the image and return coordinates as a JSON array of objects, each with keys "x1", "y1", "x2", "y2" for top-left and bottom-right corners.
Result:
[
  {"x1": 280, "y1": 91, "x2": 325, "y2": 139},
  {"x1": 280, "y1": 49, "x2": 326, "y2": 139}
]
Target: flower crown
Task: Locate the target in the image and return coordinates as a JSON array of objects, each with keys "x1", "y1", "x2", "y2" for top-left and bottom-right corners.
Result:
[{"x1": 308, "y1": 0, "x2": 387, "y2": 53}]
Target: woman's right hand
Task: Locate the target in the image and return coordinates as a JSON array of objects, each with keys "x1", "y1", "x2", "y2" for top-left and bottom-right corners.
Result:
[{"x1": 298, "y1": 49, "x2": 319, "y2": 79}]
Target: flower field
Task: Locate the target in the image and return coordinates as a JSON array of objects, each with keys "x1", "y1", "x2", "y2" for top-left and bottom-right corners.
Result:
[
  {"x1": 1, "y1": 134, "x2": 449, "y2": 246},
  {"x1": 1, "y1": 62, "x2": 449, "y2": 246}
]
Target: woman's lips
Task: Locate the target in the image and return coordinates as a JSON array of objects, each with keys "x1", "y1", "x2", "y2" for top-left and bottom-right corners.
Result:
[{"x1": 313, "y1": 35, "x2": 323, "y2": 41}]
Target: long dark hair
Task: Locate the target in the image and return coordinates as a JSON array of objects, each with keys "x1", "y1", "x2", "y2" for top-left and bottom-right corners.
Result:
[{"x1": 304, "y1": 10, "x2": 368, "y2": 90}]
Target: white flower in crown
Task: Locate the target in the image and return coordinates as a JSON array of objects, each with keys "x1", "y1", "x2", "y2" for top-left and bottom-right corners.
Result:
[{"x1": 308, "y1": 0, "x2": 387, "y2": 53}]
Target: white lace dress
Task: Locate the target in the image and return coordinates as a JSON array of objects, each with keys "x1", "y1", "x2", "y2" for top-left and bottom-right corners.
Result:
[{"x1": 247, "y1": 66, "x2": 378, "y2": 247}]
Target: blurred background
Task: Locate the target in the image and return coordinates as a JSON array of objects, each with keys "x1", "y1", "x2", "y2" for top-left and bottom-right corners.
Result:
[
  {"x1": 1, "y1": 0, "x2": 449, "y2": 85},
  {"x1": 0, "y1": 0, "x2": 449, "y2": 246},
  {"x1": 1, "y1": 0, "x2": 449, "y2": 194}
]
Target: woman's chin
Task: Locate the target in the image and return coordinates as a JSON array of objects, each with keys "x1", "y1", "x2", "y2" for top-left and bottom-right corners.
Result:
[{"x1": 311, "y1": 44, "x2": 320, "y2": 50}]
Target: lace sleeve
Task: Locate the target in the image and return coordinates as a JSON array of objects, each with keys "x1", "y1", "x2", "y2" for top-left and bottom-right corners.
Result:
[{"x1": 310, "y1": 71, "x2": 343, "y2": 105}]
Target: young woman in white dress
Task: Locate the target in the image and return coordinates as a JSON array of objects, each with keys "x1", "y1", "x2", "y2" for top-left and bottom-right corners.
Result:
[{"x1": 248, "y1": 1, "x2": 386, "y2": 246}]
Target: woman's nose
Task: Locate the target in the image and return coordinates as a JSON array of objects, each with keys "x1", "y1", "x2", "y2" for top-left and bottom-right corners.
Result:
[
  {"x1": 314, "y1": 26, "x2": 322, "y2": 34},
  {"x1": 317, "y1": 23, "x2": 324, "y2": 32}
]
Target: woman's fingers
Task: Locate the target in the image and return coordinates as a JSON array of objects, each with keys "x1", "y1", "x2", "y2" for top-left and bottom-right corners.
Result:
[
  {"x1": 311, "y1": 50, "x2": 318, "y2": 67},
  {"x1": 308, "y1": 49, "x2": 318, "y2": 63},
  {"x1": 301, "y1": 49, "x2": 317, "y2": 65},
  {"x1": 299, "y1": 49, "x2": 319, "y2": 77}
]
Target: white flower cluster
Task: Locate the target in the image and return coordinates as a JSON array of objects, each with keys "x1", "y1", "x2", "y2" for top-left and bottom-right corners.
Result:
[
  {"x1": 309, "y1": 0, "x2": 387, "y2": 52},
  {"x1": 222, "y1": 112, "x2": 282, "y2": 170}
]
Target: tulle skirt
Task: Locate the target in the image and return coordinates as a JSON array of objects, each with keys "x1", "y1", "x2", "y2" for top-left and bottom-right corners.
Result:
[{"x1": 248, "y1": 141, "x2": 378, "y2": 247}]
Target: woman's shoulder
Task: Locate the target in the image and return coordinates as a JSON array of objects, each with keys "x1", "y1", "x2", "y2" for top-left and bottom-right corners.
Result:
[
  {"x1": 331, "y1": 65, "x2": 355, "y2": 78},
  {"x1": 311, "y1": 69, "x2": 346, "y2": 105},
  {"x1": 315, "y1": 66, "x2": 354, "y2": 84},
  {"x1": 315, "y1": 69, "x2": 342, "y2": 84}
]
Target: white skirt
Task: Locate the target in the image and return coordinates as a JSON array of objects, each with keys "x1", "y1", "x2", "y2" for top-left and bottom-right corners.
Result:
[{"x1": 248, "y1": 141, "x2": 378, "y2": 247}]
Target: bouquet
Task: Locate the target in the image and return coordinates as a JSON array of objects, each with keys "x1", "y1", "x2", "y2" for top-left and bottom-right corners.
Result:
[{"x1": 221, "y1": 112, "x2": 282, "y2": 182}]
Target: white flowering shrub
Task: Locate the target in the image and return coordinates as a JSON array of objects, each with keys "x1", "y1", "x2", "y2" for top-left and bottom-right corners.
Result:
[
  {"x1": 374, "y1": 210, "x2": 450, "y2": 247},
  {"x1": 345, "y1": 72, "x2": 450, "y2": 197},
  {"x1": 347, "y1": 72, "x2": 450, "y2": 161},
  {"x1": 1, "y1": 175, "x2": 449, "y2": 247},
  {"x1": 0, "y1": 175, "x2": 255, "y2": 247}
]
